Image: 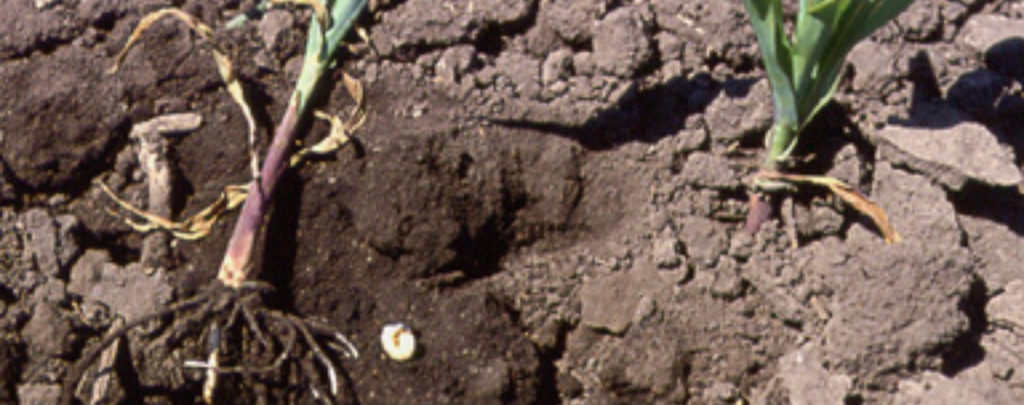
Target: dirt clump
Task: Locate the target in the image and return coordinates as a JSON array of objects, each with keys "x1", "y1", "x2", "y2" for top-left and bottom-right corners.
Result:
[{"x1": 1, "y1": 1, "x2": 1023, "y2": 404}]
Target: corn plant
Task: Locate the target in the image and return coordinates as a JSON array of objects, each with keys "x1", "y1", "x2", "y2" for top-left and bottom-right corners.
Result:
[
  {"x1": 742, "y1": 0, "x2": 913, "y2": 242},
  {"x1": 62, "y1": 1, "x2": 367, "y2": 403}
]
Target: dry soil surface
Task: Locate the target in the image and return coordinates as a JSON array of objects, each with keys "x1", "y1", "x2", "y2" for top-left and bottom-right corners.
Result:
[{"x1": 2, "y1": 0, "x2": 1024, "y2": 404}]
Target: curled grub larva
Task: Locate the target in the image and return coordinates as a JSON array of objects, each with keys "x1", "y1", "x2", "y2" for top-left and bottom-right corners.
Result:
[{"x1": 381, "y1": 323, "x2": 416, "y2": 361}]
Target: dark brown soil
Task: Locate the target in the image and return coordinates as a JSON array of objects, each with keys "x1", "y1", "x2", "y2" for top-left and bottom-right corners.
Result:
[{"x1": 2, "y1": 0, "x2": 1024, "y2": 404}]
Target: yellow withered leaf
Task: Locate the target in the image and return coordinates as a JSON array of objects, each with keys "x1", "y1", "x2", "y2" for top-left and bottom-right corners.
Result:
[
  {"x1": 290, "y1": 72, "x2": 366, "y2": 166},
  {"x1": 109, "y1": 8, "x2": 216, "y2": 74},
  {"x1": 110, "y1": 8, "x2": 260, "y2": 183},
  {"x1": 100, "y1": 182, "x2": 248, "y2": 240},
  {"x1": 758, "y1": 172, "x2": 902, "y2": 243}
]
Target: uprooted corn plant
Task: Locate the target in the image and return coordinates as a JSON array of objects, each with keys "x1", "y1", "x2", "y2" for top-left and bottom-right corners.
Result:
[
  {"x1": 61, "y1": 1, "x2": 368, "y2": 403},
  {"x1": 742, "y1": 0, "x2": 915, "y2": 242}
]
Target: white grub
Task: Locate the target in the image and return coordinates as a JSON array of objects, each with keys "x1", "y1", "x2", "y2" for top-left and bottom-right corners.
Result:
[{"x1": 381, "y1": 323, "x2": 416, "y2": 361}]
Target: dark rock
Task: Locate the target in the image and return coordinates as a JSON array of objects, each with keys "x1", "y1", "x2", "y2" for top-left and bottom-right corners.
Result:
[
  {"x1": 0, "y1": 336, "x2": 22, "y2": 402},
  {"x1": 984, "y1": 38, "x2": 1024, "y2": 79},
  {"x1": 0, "y1": 1, "x2": 81, "y2": 60},
  {"x1": 0, "y1": 46, "x2": 129, "y2": 190},
  {"x1": 947, "y1": 69, "x2": 1016, "y2": 121}
]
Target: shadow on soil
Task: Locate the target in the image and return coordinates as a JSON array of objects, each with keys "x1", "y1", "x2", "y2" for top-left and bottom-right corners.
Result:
[{"x1": 490, "y1": 72, "x2": 725, "y2": 150}]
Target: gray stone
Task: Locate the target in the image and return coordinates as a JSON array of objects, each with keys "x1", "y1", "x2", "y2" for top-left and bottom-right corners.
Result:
[
  {"x1": 894, "y1": 370, "x2": 1017, "y2": 405},
  {"x1": 651, "y1": 237, "x2": 682, "y2": 269},
  {"x1": 704, "y1": 78, "x2": 773, "y2": 148},
  {"x1": 16, "y1": 383, "x2": 60, "y2": 405},
  {"x1": 654, "y1": 31, "x2": 684, "y2": 63},
  {"x1": 848, "y1": 41, "x2": 898, "y2": 93},
  {"x1": 709, "y1": 257, "x2": 744, "y2": 300},
  {"x1": 960, "y1": 15, "x2": 1024, "y2": 54},
  {"x1": 572, "y1": 51, "x2": 596, "y2": 76},
  {"x1": 678, "y1": 216, "x2": 728, "y2": 268},
  {"x1": 595, "y1": 328, "x2": 687, "y2": 398},
  {"x1": 29, "y1": 279, "x2": 64, "y2": 306},
  {"x1": 436, "y1": 45, "x2": 476, "y2": 84},
  {"x1": 68, "y1": 250, "x2": 173, "y2": 322},
  {"x1": 818, "y1": 234, "x2": 973, "y2": 378},
  {"x1": 580, "y1": 269, "x2": 665, "y2": 335},
  {"x1": 825, "y1": 144, "x2": 863, "y2": 188},
  {"x1": 543, "y1": 0, "x2": 607, "y2": 45},
  {"x1": 53, "y1": 215, "x2": 79, "y2": 271},
  {"x1": 876, "y1": 122, "x2": 1021, "y2": 191},
  {"x1": 679, "y1": 152, "x2": 739, "y2": 190},
  {"x1": 702, "y1": 381, "x2": 739, "y2": 402},
  {"x1": 592, "y1": 7, "x2": 652, "y2": 78},
  {"x1": 259, "y1": 10, "x2": 295, "y2": 51},
  {"x1": 466, "y1": 360, "x2": 511, "y2": 401},
  {"x1": 988, "y1": 280, "x2": 1024, "y2": 329},
  {"x1": 794, "y1": 203, "x2": 845, "y2": 241},
  {"x1": 959, "y1": 215, "x2": 1024, "y2": 291},
  {"x1": 979, "y1": 326, "x2": 1024, "y2": 399},
  {"x1": 16, "y1": 210, "x2": 78, "y2": 280},
  {"x1": 494, "y1": 51, "x2": 541, "y2": 99},
  {"x1": 541, "y1": 48, "x2": 573, "y2": 86},
  {"x1": 19, "y1": 209, "x2": 59, "y2": 278},
  {"x1": 779, "y1": 344, "x2": 852, "y2": 405},
  {"x1": 870, "y1": 162, "x2": 960, "y2": 248},
  {"x1": 21, "y1": 304, "x2": 70, "y2": 357}
]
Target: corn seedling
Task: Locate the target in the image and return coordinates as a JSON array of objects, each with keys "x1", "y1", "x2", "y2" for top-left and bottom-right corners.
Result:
[
  {"x1": 742, "y1": 0, "x2": 912, "y2": 242},
  {"x1": 62, "y1": 1, "x2": 367, "y2": 403}
]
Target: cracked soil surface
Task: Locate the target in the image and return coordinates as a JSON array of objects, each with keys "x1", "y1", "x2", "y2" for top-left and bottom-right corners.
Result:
[{"x1": 2, "y1": 0, "x2": 1024, "y2": 404}]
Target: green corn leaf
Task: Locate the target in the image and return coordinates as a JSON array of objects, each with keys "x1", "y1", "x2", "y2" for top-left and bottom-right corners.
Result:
[
  {"x1": 294, "y1": 0, "x2": 367, "y2": 113},
  {"x1": 743, "y1": 0, "x2": 798, "y2": 132},
  {"x1": 744, "y1": 0, "x2": 914, "y2": 166},
  {"x1": 796, "y1": 0, "x2": 914, "y2": 130}
]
